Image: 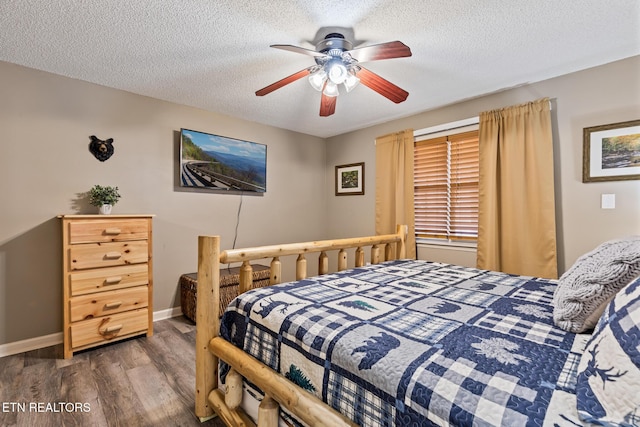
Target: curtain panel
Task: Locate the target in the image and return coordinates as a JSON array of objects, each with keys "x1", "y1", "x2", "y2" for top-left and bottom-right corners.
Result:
[
  {"x1": 375, "y1": 129, "x2": 417, "y2": 259},
  {"x1": 476, "y1": 98, "x2": 558, "y2": 278}
]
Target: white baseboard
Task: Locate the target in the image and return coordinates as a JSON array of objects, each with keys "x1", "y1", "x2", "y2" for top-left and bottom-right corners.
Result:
[
  {"x1": 0, "y1": 332, "x2": 64, "y2": 358},
  {"x1": 0, "y1": 307, "x2": 185, "y2": 358},
  {"x1": 153, "y1": 306, "x2": 183, "y2": 322}
]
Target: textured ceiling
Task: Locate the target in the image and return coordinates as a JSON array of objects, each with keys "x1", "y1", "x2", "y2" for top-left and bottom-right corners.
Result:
[{"x1": 1, "y1": 0, "x2": 639, "y2": 138}]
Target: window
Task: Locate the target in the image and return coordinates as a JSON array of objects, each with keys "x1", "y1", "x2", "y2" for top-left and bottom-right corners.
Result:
[{"x1": 414, "y1": 126, "x2": 479, "y2": 242}]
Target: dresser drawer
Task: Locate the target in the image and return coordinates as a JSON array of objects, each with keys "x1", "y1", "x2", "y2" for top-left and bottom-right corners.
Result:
[
  {"x1": 71, "y1": 308, "x2": 149, "y2": 349},
  {"x1": 70, "y1": 264, "x2": 149, "y2": 296},
  {"x1": 69, "y1": 241, "x2": 149, "y2": 270},
  {"x1": 70, "y1": 286, "x2": 148, "y2": 322},
  {"x1": 68, "y1": 219, "x2": 149, "y2": 244}
]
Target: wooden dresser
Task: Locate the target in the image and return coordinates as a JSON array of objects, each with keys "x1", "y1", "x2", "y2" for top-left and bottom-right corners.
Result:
[{"x1": 59, "y1": 214, "x2": 154, "y2": 358}]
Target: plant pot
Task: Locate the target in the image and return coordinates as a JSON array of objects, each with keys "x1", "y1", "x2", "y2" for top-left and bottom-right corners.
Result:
[{"x1": 99, "y1": 204, "x2": 113, "y2": 215}]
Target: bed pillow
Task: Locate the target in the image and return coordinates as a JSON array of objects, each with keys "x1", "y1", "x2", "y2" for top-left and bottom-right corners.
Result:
[
  {"x1": 553, "y1": 236, "x2": 640, "y2": 333},
  {"x1": 576, "y1": 275, "x2": 640, "y2": 425}
]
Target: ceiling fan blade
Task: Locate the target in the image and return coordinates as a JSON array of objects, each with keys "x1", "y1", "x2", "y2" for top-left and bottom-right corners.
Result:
[
  {"x1": 347, "y1": 41, "x2": 411, "y2": 63},
  {"x1": 357, "y1": 66, "x2": 409, "y2": 104},
  {"x1": 255, "y1": 67, "x2": 314, "y2": 96},
  {"x1": 271, "y1": 44, "x2": 328, "y2": 58},
  {"x1": 320, "y1": 92, "x2": 337, "y2": 117}
]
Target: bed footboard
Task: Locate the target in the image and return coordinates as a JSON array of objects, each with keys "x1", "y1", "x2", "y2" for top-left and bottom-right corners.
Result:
[{"x1": 195, "y1": 225, "x2": 408, "y2": 425}]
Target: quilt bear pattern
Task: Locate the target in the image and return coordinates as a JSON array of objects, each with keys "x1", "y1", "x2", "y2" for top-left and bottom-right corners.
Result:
[{"x1": 220, "y1": 260, "x2": 587, "y2": 426}]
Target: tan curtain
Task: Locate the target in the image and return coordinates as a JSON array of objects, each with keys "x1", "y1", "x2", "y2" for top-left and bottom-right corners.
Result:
[
  {"x1": 375, "y1": 129, "x2": 416, "y2": 259},
  {"x1": 477, "y1": 98, "x2": 558, "y2": 278}
]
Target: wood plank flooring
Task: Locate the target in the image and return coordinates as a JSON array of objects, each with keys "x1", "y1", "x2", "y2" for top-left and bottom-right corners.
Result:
[{"x1": 0, "y1": 316, "x2": 226, "y2": 427}]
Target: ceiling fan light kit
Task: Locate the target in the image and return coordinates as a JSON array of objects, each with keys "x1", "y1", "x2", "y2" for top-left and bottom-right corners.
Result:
[
  {"x1": 326, "y1": 60, "x2": 348, "y2": 85},
  {"x1": 343, "y1": 71, "x2": 360, "y2": 93},
  {"x1": 309, "y1": 57, "x2": 359, "y2": 97},
  {"x1": 308, "y1": 69, "x2": 327, "y2": 91},
  {"x1": 255, "y1": 32, "x2": 412, "y2": 117},
  {"x1": 322, "y1": 81, "x2": 340, "y2": 97}
]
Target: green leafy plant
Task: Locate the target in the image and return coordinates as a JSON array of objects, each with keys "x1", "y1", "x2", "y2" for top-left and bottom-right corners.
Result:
[{"x1": 88, "y1": 185, "x2": 121, "y2": 207}]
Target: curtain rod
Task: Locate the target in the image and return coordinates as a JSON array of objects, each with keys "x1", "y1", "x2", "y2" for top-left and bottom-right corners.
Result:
[
  {"x1": 414, "y1": 117, "x2": 479, "y2": 138},
  {"x1": 384, "y1": 99, "x2": 555, "y2": 142}
]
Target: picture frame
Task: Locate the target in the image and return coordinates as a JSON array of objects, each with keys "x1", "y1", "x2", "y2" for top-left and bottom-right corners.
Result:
[
  {"x1": 335, "y1": 162, "x2": 365, "y2": 196},
  {"x1": 583, "y1": 119, "x2": 640, "y2": 182}
]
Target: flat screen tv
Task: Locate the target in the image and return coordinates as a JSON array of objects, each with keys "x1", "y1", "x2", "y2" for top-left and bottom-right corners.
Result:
[{"x1": 180, "y1": 128, "x2": 267, "y2": 193}]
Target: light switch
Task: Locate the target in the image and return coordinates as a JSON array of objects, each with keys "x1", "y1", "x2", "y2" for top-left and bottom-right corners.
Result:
[{"x1": 601, "y1": 194, "x2": 616, "y2": 209}]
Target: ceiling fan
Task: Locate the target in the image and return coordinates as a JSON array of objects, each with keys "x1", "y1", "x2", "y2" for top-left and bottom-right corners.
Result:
[{"x1": 255, "y1": 33, "x2": 412, "y2": 117}]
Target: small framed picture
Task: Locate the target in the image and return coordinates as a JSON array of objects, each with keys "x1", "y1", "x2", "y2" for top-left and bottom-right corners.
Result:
[
  {"x1": 335, "y1": 162, "x2": 365, "y2": 196},
  {"x1": 583, "y1": 119, "x2": 640, "y2": 182}
]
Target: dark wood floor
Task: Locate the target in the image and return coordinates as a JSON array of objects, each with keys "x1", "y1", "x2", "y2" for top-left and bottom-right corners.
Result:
[{"x1": 0, "y1": 316, "x2": 226, "y2": 427}]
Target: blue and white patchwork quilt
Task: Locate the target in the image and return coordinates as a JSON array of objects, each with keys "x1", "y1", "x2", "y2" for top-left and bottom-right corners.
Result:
[{"x1": 220, "y1": 260, "x2": 590, "y2": 426}]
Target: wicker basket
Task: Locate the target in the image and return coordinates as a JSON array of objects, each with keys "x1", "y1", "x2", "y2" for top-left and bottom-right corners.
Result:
[{"x1": 180, "y1": 265, "x2": 271, "y2": 323}]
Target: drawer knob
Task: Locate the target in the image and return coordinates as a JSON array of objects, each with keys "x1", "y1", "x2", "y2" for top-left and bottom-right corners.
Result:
[
  {"x1": 104, "y1": 228, "x2": 122, "y2": 235},
  {"x1": 104, "y1": 276, "x2": 123, "y2": 285},
  {"x1": 104, "y1": 301, "x2": 123, "y2": 309},
  {"x1": 105, "y1": 252, "x2": 122, "y2": 259}
]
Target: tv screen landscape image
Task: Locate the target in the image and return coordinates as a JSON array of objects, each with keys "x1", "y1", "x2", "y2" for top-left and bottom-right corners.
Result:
[{"x1": 180, "y1": 129, "x2": 267, "y2": 193}]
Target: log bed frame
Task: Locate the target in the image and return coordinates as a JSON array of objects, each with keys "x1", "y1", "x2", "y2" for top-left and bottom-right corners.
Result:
[{"x1": 195, "y1": 225, "x2": 408, "y2": 426}]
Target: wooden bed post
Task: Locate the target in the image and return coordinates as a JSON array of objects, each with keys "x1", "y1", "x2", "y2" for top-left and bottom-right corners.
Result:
[
  {"x1": 337, "y1": 249, "x2": 347, "y2": 271},
  {"x1": 318, "y1": 251, "x2": 329, "y2": 275},
  {"x1": 258, "y1": 395, "x2": 279, "y2": 427},
  {"x1": 371, "y1": 244, "x2": 381, "y2": 264},
  {"x1": 225, "y1": 369, "x2": 243, "y2": 409},
  {"x1": 296, "y1": 254, "x2": 307, "y2": 280},
  {"x1": 195, "y1": 235, "x2": 221, "y2": 420},
  {"x1": 355, "y1": 247, "x2": 365, "y2": 267},
  {"x1": 239, "y1": 261, "x2": 253, "y2": 294},
  {"x1": 396, "y1": 224, "x2": 408, "y2": 258},
  {"x1": 270, "y1": 257, "x2": 281, "y2": 285}
]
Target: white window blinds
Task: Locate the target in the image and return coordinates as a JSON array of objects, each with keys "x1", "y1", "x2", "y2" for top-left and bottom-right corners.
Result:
[{"x1": 414, "y1": 130, "x2": 479, "y2": 241}]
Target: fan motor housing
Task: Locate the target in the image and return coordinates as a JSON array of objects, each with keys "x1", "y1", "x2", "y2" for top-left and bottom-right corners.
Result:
[{"x1": 316, "y1": 33, "x2": 352, "y2": 53}]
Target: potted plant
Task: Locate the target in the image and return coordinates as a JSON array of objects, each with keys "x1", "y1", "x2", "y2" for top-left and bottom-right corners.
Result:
[{"x1": 88, "y1": 185, "x2": 121, "y2": 214}]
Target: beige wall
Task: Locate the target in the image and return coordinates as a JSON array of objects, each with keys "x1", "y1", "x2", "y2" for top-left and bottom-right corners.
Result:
[
  {"x1": 1, "y1": 56, "x2": 639, "y2": 348},
  {"x1": 0, "y1": 61, "x2": 327, "y2": 346},
  {"x1": 326, "y1": 56, "x2": 640, "y2": 274}
]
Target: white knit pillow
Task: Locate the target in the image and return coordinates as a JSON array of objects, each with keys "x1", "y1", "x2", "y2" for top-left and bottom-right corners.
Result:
[{"x1": 553, "y1": 236, "x2": 640, "y2": 333}]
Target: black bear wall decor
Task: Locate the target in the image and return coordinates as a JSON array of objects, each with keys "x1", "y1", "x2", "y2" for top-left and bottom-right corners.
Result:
[{"x1": 89, "y1": 135, "x2": 115, "y2": 162}]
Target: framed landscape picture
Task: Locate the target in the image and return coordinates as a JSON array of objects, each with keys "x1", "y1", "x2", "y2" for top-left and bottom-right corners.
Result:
[
  {"x1": 583, "y1": 119, "x2": 640, "y2": 182},
  {"x1": 335, "y1": 162, "x2": 365, "y2": 196}
]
